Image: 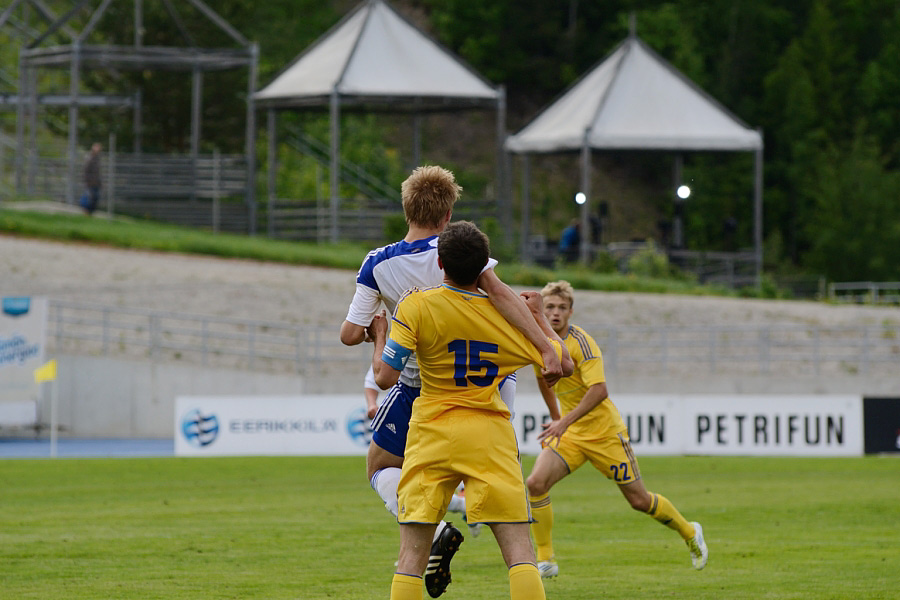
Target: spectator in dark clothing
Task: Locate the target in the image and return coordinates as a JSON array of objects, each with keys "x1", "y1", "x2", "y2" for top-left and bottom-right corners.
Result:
[
  {"x1": 558, "y1": 219, "x2": 581, "y2": 263},
  {"x1": 82, "y1": 143, "x2": 102, "y2": 215}
]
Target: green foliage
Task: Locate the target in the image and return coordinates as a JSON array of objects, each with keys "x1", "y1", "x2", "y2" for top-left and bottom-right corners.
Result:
[
  {"x1": 589, "y1": 250, "x2": 618, "y2": 274},
  {"x1": 738, "y1": 274, "x2": 784, "y2": 299},
  {"x1": 1, "y1": 455, "x2": 897, "y2": 598},
  {"x1": 801, "y1": 127, "x2": 900, "y2": 280},
  {"x1": 383, "y1": 213, "x2": 407, "y2": 243},
  {"x1": 6, "y1": 0, "x2": 900, "y2": 282},
  {"x1": 626, "y1": 241, "x2": 674, "y2": 279},
  {"x1": 477, "y1": 216, "x2": 516, "y2": 263}
]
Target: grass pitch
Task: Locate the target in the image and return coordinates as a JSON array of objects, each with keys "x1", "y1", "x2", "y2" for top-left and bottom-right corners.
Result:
[{"x1": 1, "y1": 455, "x2": 896, "y2": 599}]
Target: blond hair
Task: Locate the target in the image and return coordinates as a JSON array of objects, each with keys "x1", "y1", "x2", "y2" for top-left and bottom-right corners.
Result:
[
  {"x1": 401, "y1": 165, "x2": 461, "y2": 228},
  {"x1": 540, "y1": 280, "x2": 575, "y2": 307}
]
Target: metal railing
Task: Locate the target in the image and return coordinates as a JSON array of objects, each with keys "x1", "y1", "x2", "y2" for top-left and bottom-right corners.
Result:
[
  {"x1": 828, "y1": 282, "x2": 900, "y2": 305},
  {"x1": 48, "y1": 300, "x2": 371, "y2": 375},
  {"x1": 47, "y1": 300, "x2": 900, "y2": 379},
  {"x1": 0, "y1": 129, "x2": 13, "y2": 195},
  {"x1": 282, "y1": 124, "x2": 397, "y2": 204},
  {"x1": 22, "y1": 151, "x2": 246, "y2": 202}
]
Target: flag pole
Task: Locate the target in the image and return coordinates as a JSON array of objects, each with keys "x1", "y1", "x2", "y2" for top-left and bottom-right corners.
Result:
[{"x1": 50, "y1": 377, "x2": 58, "y2": 458}]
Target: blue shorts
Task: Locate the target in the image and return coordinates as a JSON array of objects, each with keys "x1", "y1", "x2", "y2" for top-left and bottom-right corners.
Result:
[
  {"x1": 371, "y1": 382, "x2": 419, "y2": 457},
  {"x1": 370, "y1": 376, "x2": 515, "y2": 458}
]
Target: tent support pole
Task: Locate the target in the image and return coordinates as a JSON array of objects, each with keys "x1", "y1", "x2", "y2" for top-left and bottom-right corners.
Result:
[
  {"x1": 673, "y1": 154, "x2": 684, "y2": 248},
  {"x1": 579, "y1": 133, "x2": 591, "y2": 264},
  {"x1": 497, "y1": 86, "x2": 511, "y2": 247},
  {"x1": 27, "y1": 63, "x2": 37, "y2": 194},
  {"x1": 190, "y1": 66, "x2": 202, "y2": 203},
  {"x1": 246, "y1": 42, "x2": 258, "y2": 235},
  {"x1": 329, "y1": 90, "x2": 340, "y2": 243},
  {"x1": 133, "y1": 89, "x2": 142, "y2": 153},
  {"x1": 520, "y1": 154, "x2": 531, "y2": 264},
  {"x1": 412, "y1": 109, "x2": 421, "y2": 168},
  {"x1": 67, "y1": 41, "x2": 81, "y2": 205},
  {"x1": 267, "y1": 108, "x2": 276, "y2": 237},
  {"x1": 754, "y1": 132, "x2": 764, "y2": 287},
  {"x1": 15, "y1": 53, "x2": 25, "y2": 193}
]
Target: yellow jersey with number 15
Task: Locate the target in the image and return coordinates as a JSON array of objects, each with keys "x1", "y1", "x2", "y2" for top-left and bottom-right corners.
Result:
[{"x1": 390, "y1": 284, "x2": 560, "y2": 423}]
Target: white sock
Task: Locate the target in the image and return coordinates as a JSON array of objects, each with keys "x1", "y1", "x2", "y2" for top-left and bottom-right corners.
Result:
[
  {"x1": 371, "y1": 468, "x2": 448, "y2": 543},
  {"x1": 433, "y1": 521, "x2": 448, "y2": 543},
  {"x1": 447, "y1": 494, "x2": 466, "y2": 514},
  {"x1": 370, "y1": 467, "x2": 402, "y2": 517}
]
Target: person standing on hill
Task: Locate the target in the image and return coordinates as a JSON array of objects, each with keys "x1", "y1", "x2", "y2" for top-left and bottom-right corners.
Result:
[{"x1": 82, "y1": 142, "x2": 103, "y2": 216}]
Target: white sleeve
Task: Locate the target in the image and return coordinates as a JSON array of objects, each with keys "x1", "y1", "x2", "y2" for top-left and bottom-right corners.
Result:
[
  {"x1": 499, "y1": 372, "x2": 517, "y2": 420},
  {"x1": 345, "y1": 283, "x2": 382, "y2": 327},
  {"x1": 364, "y1": 365, "x2": 378, "y2": 391},
  {"x1": 482, "y1": 257, "x2": 499, "y2": 273}
]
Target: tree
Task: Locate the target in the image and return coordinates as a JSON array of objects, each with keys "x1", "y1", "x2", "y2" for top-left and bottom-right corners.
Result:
[{"x1": 803, "y1": 127, "x2": 900, "y2": 280}]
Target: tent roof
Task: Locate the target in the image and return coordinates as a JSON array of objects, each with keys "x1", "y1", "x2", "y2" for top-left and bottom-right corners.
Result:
[
  {"x1": 254, "y1": 0, "x2": 499, "y2": 110},
  {"x1": 506, "y1": 36, "x2": 762, "y2": 153}
]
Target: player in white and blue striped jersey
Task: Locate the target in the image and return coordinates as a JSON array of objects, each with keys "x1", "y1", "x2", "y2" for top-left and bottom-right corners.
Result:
[{"x1": 340, "y1": 165, "x2": 563, "y2": 598}]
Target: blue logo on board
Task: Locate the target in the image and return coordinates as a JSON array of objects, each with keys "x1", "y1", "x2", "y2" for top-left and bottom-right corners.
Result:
[
  {"x1": 2, "y1": 297, "x2": 31, "y2": 317},
  {"x1": 346, "y1": 407, "x2": 373, "y2": 447},
  {"x1": 182, "y1": 409, "x2": 220, "y2": 447}
]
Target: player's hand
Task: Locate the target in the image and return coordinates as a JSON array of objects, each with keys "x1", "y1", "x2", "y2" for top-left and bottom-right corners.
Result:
[
  {"x1": 520, "y1": 291, "x2": 544, "y2": 317},
  {"x1": 366, "y1": 310, "x2": 388, "y2": 342},
  {"x1": 540, "y1": 349, "x2": 564, "y2": 387},
  {"x1": 366, "y1": 403, "x2": 378, "y2": 419},
  {"x1": 538, "y1": 419, "x2": 568, "y2": 445}
]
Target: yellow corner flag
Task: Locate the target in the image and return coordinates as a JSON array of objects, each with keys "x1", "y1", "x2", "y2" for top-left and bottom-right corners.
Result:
[{"x1": 34, "y1": 359, "x2": 57, "y2": 383}]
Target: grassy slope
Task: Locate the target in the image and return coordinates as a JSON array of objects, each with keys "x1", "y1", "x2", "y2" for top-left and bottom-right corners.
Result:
[
  {"x1": 0, "y1": 455, "x2": 896, "y2": 599},
  {"x1": 0, "y1": 207, "x2": 751, "y2": 297}
]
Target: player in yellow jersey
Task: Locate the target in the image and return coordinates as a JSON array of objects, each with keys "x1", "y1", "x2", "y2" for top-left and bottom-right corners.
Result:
[
  {"x1": 526, "y1": 280, "x2": 708, "y2": 577},
  {"x1": 370, "y1": 222, "x2": 574, "y2": 600}
]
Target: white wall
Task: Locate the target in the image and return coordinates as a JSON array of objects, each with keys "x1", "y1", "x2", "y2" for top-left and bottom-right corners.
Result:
[
  {"x1": 34, "y1": 353, "x2": 898, "y2": 439},
  {"x1": 45, "y1": 354, "x2": 305, "y2": 438}
]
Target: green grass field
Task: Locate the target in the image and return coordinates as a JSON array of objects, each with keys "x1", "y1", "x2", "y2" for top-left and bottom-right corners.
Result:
[{"x1": 1, "y1": 455, "x2": 896, "y2": 599}]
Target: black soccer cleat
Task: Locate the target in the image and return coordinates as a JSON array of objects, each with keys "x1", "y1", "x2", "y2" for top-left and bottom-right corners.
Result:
[{"x1": 424, "y1": 523, "x2": 464, "y2": 598}]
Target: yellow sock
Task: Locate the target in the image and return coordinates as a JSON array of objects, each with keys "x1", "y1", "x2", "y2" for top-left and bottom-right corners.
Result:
[
  {"x1": 509, "y1": 563, "x2": 546, "y2": 600},
  {"x1": 529, "y1": 492, "x2": 554, "y2": 561},
  {"x1": 390, "y1": 573, "x2": 423, "y2": 600},
  {"x1": 647, "y1": 492, "x2": 695, "y2": 540}
]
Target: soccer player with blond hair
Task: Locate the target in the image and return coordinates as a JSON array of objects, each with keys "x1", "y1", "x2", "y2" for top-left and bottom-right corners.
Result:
[
  {"x1": 370, "y1": 221, "x2": 573, "y2": 600},
  {"x1": 340, "y1": 166, "x2": 564, "y2": 597},
  {"x1": 526, "y1": 280, "x2": 708, "y2": 577}
]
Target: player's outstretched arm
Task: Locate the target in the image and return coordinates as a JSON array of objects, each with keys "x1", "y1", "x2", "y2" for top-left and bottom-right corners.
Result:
[
  {"x1": 369, "y1": 311, "x2": 402, "y2": 390},
  {"x1": 520, "y1": 291, "x2": 574, "y2": 378},
  {"x1": 340, "y1": 320, "x2": 368, "y2": 346},
  {"x1": 478, "y1": 269, "x2": 566, "y2": 384},
  {"x1": 536, "y1": 375, "x2": 561, "y2": 421},
  {"x1": 538, "y1": 382, "x2": 608, "y2": 444},
  {"x1": 341, "y1": 278, "x2": 382, "y2": 346}
]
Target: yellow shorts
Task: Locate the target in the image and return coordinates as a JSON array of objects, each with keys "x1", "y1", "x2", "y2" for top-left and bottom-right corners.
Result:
[
  {"x1": 398, "y1": 409, "x2": 530, "y2": 525},
  {"x1": 544, "y1": 429, "x2": 641, "y2": 485}
]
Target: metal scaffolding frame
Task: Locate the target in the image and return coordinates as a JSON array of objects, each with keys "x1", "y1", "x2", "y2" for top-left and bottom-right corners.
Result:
[{"x1": 5, "y1": 0, "x2": 258, "y2": 232}]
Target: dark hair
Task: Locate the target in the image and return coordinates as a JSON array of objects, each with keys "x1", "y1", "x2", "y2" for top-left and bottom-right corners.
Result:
[{"x1": 438, "y1": 221, "x2": 490, "y2": 286}]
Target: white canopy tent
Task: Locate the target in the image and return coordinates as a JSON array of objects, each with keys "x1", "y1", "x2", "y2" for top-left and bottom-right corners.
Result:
[
  {"x1": 506, "y1": 33, "x2": 764, "y2": 279},
  {"x1": 254, "y1": 0, "x2": 507, "y2": 241}
]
